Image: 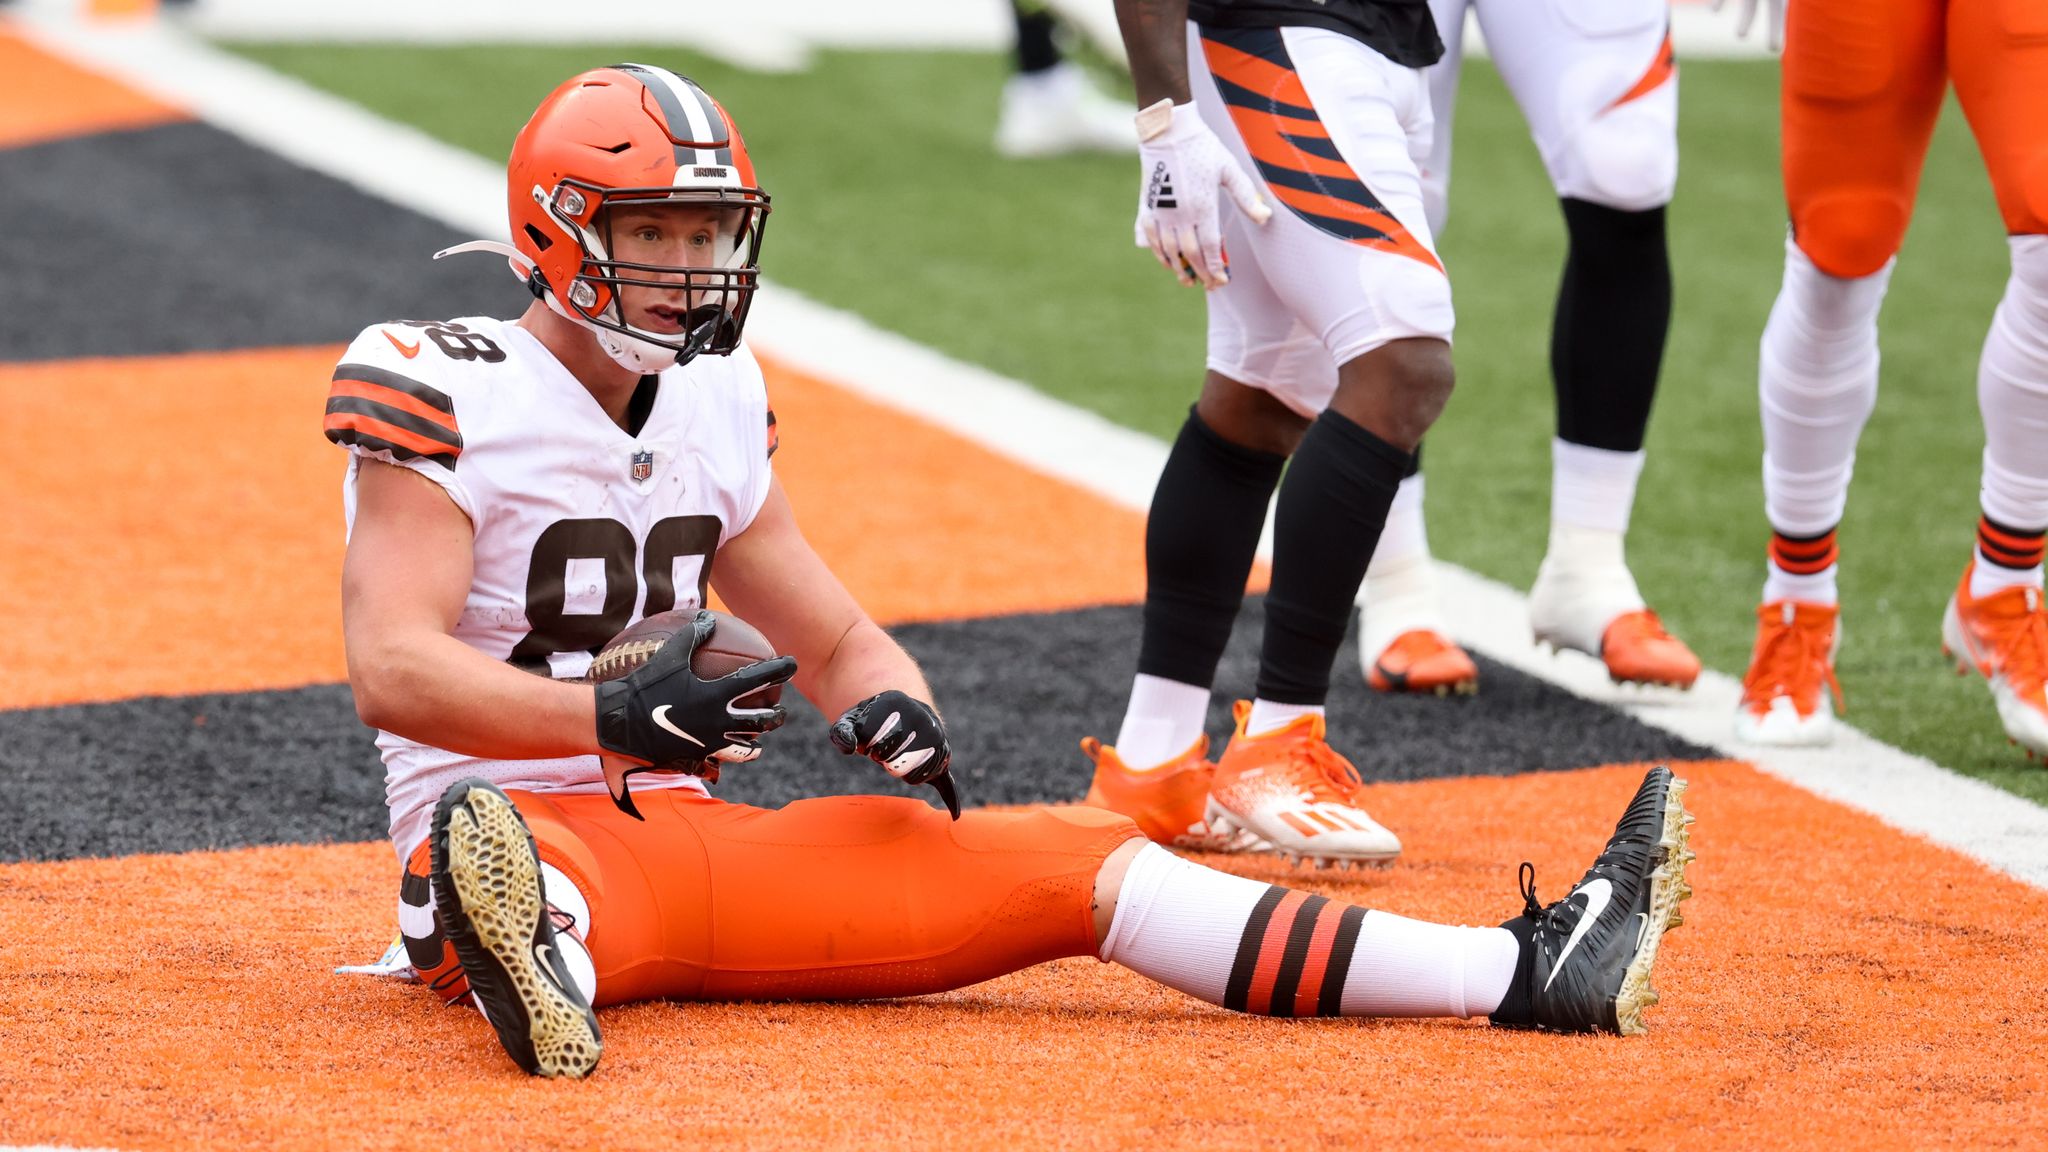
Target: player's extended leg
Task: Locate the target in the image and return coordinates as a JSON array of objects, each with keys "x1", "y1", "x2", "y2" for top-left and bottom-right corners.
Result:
[
  {"x1": 1474, "y1": 0, "x2": 1695, "y2": 688},
  {"x1": 1098, "y1": 765, "x2": 1692, "y2": 1034},
  {"x1": 1736, "y1": 0, "x2": 1946, "y2": 745},
  {"x1": 1939, "y1": 3, "x2": 2048, "y2": 757},
  {"x1": 1187, "y1": 22, "x2": 1459, "y2": 865},
  {"x1": 993, "y1": 0, "x2": 1135, "y2": 158}
]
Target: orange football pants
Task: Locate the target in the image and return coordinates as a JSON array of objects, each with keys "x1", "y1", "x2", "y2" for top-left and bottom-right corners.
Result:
[
  {"x1": 1783, "y1": 0, "x2": 2048, "y2": 278},
  {"x1": 407, "y1": 789, "x2": 1141, "y2": 1007}
]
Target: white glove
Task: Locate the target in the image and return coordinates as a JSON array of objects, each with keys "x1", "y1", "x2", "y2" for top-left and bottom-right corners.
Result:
[
  {"x1": 1714, "y1": 0, "x2": 1785, "y2": 51},
  {"x1": 1133, "y1": 99, "x2": 1273, "y2": 289}
]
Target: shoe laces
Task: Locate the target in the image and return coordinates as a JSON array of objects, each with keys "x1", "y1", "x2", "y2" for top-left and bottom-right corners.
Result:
[
  {"x1": 1990, "y1": 587, "x2": 2048, "y2": 696},
  {"x1": 1517, "y1": 861, "x2": 1545, "y2": 920},
  {"x1": 1294, "y1": 734, "x2": 1367, "y2": 804},
  {"x1": 1742, "y1": 602, "x2": 1843, "y2": 713}
]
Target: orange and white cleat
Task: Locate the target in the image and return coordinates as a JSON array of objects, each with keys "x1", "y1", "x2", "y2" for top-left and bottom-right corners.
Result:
[
  {"x1": 1206, "y1": 702, "x2": 1401, "y2": 867},
  {"x1": 1079, "y1": 736, "x2": 1261, "y2": 852},
  {"x1": 1529, "y1": 542, "x2": 1700, "y2": 689},
  {"x1": 1366, "y1": 628, "x2": 1479, "y2": 695},
  {"x1": 1735, "y1": 600, "x2": 1843, "y2": 746},
  {"x1": 1940, "y1": 565, "x2": 2048, "y2": 760}
]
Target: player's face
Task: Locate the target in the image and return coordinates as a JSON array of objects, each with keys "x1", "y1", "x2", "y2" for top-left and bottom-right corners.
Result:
[{"x1": 602, "y1": 202, "x2": 743, "y2": 335}]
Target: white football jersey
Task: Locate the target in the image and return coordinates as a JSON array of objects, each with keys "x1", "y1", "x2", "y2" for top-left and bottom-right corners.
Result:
[{"x1": 326, "y1": 316, "x2": 776, "y2": 859}]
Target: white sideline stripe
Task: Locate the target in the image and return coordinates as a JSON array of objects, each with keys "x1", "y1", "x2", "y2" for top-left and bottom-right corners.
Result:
[{"x1": 26, "y1": 18, "x2": 2047, "y2": 888}]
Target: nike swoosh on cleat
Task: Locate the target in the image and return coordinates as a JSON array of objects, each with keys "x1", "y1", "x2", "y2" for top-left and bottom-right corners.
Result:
[
  {"x1": 382, "y1": 329, "x2": 422, "y2": 358},
  {"x1": 1543, "y1": 877, "x2": 1614, "y2": 991},
  {"x1": 651, "y1": 705, "x2": 705, "y2": 747}
]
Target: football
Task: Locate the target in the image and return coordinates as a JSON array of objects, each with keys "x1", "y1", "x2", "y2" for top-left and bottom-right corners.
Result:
[{"x1": 588, "y1": 608, "x2": 783, "y2": 705}]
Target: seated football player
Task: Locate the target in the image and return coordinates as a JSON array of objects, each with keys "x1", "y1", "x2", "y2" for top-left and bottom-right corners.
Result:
[{"x1": 331, "y1": 63, "x2": 1694, "y2": 1079}]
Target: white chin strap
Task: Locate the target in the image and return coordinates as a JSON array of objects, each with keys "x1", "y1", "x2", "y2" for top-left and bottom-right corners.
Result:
[{"x1": 433, "y1": 240, "x2": 683, "y2": 374}]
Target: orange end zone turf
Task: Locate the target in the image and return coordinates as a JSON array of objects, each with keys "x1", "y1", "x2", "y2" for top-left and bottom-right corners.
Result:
[
  {"x1": 0, "y1": 29, "x2": 187, "y2": 150},
  {"x1": 0, "y1": 347, "x2": 1259, "y2": 710},
  {"x1": 2, "y1": 760, "x2": 2043, "y2": 1150}
]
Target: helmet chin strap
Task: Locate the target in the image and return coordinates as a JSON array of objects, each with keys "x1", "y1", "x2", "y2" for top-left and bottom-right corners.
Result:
[{"x1": 435, "y1": 240, "x2": 699, "y2": 374}]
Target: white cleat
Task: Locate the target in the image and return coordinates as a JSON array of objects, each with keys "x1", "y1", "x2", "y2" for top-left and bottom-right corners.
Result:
[
  {"x1": 1208, "y1": 702, "x2": 1402, "y2": 865},
  {"x1": 994, "y1": 62, "x2": 1137, "y2": 158},
  {"x1": 1941, "y1": 566, "x2": 2048, "y2": 760}
]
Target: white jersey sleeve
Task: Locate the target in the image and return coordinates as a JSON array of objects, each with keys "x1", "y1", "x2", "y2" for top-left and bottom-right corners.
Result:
[{"x1": 325, "y1": 319, "x2": 496, "y2": 527}]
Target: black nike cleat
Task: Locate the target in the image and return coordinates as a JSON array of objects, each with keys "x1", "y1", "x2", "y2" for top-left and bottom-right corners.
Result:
[
  {"x1": 1490, "y1": 765, "x2": 1694, "y2": 1036},
  {"x1": 430, "y1": 778, "x2": 603, "y2": 1077}
]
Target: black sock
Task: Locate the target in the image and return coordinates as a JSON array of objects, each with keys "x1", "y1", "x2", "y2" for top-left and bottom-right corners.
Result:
[
  {"x1": 1013, "y1": 1, "x2": 1062, "y2": 74},
  {"x1": 1137, "y1": 408, "x2": 1288, "y2": 687},
  {"x1": 1552, "y1": 199, "x2": 1672, "y2": 453},
  {"x1": 1488, "y1": 913, "x2": 1537, "y2": 1026},
  {"x1": 1256, "y1": 410, "x2": 1411, "y2": 705}
]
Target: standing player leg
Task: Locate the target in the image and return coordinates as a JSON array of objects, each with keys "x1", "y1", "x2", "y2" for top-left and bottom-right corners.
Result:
[
  {"x1": 1736, "y1": 0, "x2": 1946, "y2": 745},
  {"x1": 1351, "y1": 0, "x2": 1480, "y2": 699},
  {"x1": 1190, "y1": 24, "x2": 1455, "y2": 865},
  {"x1": 1940, "y1": 2, "x2": 2048, "y2": 757},
  {"x1": 1476, "y1": 0, "x2": 1696, "y2": 688},
  {"x1": 994, "y1": 0, "x2": 1137, "y2": 158},
  {"x1": 1081, "y1": 219, "x2": 1302, "y2": 853}
]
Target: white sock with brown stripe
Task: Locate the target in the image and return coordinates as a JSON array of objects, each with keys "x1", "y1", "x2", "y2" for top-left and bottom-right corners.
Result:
[{"x1": 1098, "y1": 844, "x2": 1518, "y2": 1018}]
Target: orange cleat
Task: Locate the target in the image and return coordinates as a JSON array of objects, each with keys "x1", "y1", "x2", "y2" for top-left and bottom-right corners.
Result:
[
  {"x1": 1735, "y1": 600, "x2": 1843, "y2": 746},
  {"x1": 1941, "y1": 565, "x2": 2048, "y2": 759},
  {"x1": 1596, "y1": 609, "x2": 1701, "y2": 689},
  {"x1": 1206, "y1": 702, "x2": 1400, "y2": 867},
  {"x1": 1078, "y1": 736, "x2": 1260, "y2": 851},
  {"x1": 1366, "y1": 628, "x2": 1479, "y2": 695}
]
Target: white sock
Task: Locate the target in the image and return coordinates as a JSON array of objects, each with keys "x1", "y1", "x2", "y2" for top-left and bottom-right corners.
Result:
[
  {"x1": 1764, "y1": 562, "x2": 1840, "y2": 607},
  {"x1": 1099, "y1": 844, "x2": 1520, "y2": 1018},
  {"x1": 1551, "y1": 439, "x2": 1646, "y2": 534},
  {"x1": 1367, "y1": 473, "x2": 1430, "y2": 574},
  {"x1": 1113, "y1": 674, "x2": 1211, "y2": 769},
  {"x1": 1975, "y1": 234, "x2": 2048, "y2": 599},
  {"x1": 1759, "y1": 236, "x2": 1891, "y2": 536},
  {"x1": 1245, "y1": 698, "x2": 1323, "y2": 738}
]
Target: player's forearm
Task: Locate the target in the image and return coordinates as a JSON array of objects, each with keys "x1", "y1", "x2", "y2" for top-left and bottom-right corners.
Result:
[
  {"x1": 1115, "y1": 0, "x2": 1192, "y2": 108},
  {"x1": 795, "y1": 618, "x2": 934, "y2": 721},
  {"x1": 348, "y1": 630, "x2": 602, "y2": 761}
]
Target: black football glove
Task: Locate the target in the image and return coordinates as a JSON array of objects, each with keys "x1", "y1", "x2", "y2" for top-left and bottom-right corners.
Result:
[
  {"x1": 829, "y1": 690, "x2": 961, "y2": 819},
  {"x1": 594, "y1": 610, "x2": 797, "y2": 819}
]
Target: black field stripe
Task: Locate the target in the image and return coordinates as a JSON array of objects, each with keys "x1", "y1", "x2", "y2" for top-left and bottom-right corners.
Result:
[
  {"x1": 1316, "y1": 905, "x2": 1368, "y2": 1016},
  {"x1": 333, "y1": 362, "x2": 455, "y2": 417},
  {"x1": 612, "y1": 64, "x2": 694, "y2": 166},
  {"x1": 324, "y1": 422, "x2": 458, "y2": 470},
  {"x1": 1223, "y1": 884, "x2": 1290, "y2": 1012},
  {"x1": 1265, "y1": 894, "x2": 1329, "y2": 1017},
  {"x1": 324, "y1": 395, "x2": 462, "y2": 452},
  {"x1": 1209, "y1": 72, "x2": 1318, "y2": 122}
]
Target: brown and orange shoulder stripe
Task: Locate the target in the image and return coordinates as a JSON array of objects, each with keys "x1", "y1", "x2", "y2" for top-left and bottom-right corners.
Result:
[
  {"x1": 1225, "y1": 885, "x2": 1368, "y2": 1017},
  {"x1": 324, "y1": 362, "x2": 462, "y2": 469}
]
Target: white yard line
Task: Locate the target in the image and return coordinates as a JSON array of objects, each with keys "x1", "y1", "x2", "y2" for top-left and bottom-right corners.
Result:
[{"x1": 24, "y1": 15, "x2": 2047, "y2": 887}]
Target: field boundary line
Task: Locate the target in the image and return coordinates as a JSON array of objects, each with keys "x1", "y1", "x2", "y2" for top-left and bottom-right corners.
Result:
[{"x1": 25, "y1": 15, "x2": 2048, "y2": 888}]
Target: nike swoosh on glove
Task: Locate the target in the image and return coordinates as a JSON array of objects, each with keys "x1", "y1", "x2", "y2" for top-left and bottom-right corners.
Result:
[
  {"x1": 594, "y1": 609, "x2": 797, "y2": 818},
  {"x1": 1133, "y1": 98, "x2": 1272, "y2": 289},
  {"x1": 830, "y1": 690, "x2": 962, "y2": 819}
]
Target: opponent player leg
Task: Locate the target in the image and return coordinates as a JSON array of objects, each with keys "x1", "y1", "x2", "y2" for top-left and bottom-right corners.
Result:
[
  {"x1": 1737, "y1": 0, "x2": 1946, "y2": 745},
  {"x1": 1096, "y1": 765, "x2": 1693, "y2": 1034},
  {"x1": 995, "y1": 0, "x2": 1135, "y2": 158},
  {"x1": 1083, "y1": 220, "x2": 1296, "y2": 851},
  {"x1": 1190, "y1": 23, "x2": 1456, "y2": 865},
  {"x1": 1941, "y1": 4, "x2": 2048, "y2": 757},
  {"x1": 1472, "y1": 0, "x2": 1693, "y2": 687}
]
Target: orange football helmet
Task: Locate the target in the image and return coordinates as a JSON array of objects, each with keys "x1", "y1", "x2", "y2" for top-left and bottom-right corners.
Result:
[{"x1": 443, "y1": 63, "x2": 769, "y2": 372}]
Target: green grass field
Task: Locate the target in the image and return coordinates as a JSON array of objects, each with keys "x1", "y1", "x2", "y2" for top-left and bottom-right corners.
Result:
[{"x1": 229, "y1": 42, "x2": 2045, "y2": 803}]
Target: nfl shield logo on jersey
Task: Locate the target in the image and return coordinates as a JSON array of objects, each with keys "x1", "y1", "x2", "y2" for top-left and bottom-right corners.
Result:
[{"x1": 630, "y1": 449, "x2": 654, "y2": 483}]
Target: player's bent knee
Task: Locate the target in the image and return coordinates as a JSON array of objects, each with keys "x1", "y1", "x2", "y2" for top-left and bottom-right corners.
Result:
[
  {"x1": 1792, "y1": 191, "x2": 1911, "y2": 280},
  {"x1": 1563, "y1": 105, "x2": 1677, "y2": 212}
]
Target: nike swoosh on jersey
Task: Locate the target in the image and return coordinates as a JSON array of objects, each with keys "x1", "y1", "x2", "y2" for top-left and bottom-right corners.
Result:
[
  {"x1": 382, "y1": 330, "x2": 422, "y2": 358},
  {"x1": 1543, "y1": 877, "x2": 1614, "y2": 991},
  {"x1": 650, "y1": 705, "x2": 706, "y2": 747}
]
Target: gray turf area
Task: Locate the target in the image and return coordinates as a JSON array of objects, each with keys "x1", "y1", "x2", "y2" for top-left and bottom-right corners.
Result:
[
  {"x1": 0, "y1": 120, "x2": 521, "y2": 361},
  {"x1": 0, "y1": 598, "x2": 1709, "y2": 862}
]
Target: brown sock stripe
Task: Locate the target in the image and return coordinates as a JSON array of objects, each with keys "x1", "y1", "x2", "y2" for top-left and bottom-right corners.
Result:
[
  {"x1": 1769, "y1": 530, "x2": 1838, "y2": 576},
  {"x1": 1978, "y1": 517, "x2": 2046, "y2": 569},
  {"x1": 1224, "y1": 887, "x2": 1369, "y2": 1016}
]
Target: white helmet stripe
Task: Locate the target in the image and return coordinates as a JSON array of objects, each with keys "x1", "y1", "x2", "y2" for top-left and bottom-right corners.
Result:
[{"x1": 624, "y1": 62, "x2": 722, "y2": 168}]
